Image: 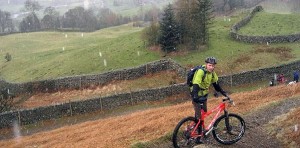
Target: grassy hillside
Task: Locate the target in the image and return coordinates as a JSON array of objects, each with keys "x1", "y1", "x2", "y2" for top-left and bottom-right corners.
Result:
[
  {"x1": 1, "y1": 9, "x2": 300, "y2": 83},
  {"x1": 172, "y1": 10, "x2": 300, "y2": 75},
  {"x1": 238, "y1": 11, "x2": 300, "y2": 35},
  {"x1": 0, "y1": 24, "x2": 160, "y2": 82}
]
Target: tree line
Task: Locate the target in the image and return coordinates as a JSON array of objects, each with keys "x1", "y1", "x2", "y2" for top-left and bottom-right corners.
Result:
[
  {"x1": 0, "y1": 0, "x2": 161, "y2": 33},
  {"x1": 142, "y1": 0, "x2": 300, "y2": 53},
  {"x1": 142, "y1": 0, "x2": 215, "y2": 53}
]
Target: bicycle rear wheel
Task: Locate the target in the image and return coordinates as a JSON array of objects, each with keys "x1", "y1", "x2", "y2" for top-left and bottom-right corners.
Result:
[
  {"x1": 212, "y1": 113, "x2": 245, "y2": 145},
  {"x1": 172, "y1": 116, "x2": 198, "y2": 148}
]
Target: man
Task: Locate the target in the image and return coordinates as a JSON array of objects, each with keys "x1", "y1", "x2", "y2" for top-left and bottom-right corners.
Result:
[
  {"x1": 293, "y1": 71, "x2": 299, "y2": 83},
  {"x1": 190, "y1": 57, "x2": 227, "y2": 144}
]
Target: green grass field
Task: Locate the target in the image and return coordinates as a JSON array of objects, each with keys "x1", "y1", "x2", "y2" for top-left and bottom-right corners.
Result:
[
  {"x1": 0, "y1": 24, "x2": 160, "y2": 82},
  {"x1": 238, "y1": 11, "x2": 300, "y2": 36},
  {"x1": 172, "y1": 10, "x2": 300, "y2": 75},
  {"x1": 1, "y1": 9, "x2": 300, "y2": 83}
]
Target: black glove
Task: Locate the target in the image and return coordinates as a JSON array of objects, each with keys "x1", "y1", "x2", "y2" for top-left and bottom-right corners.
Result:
[{"x1": 213, "y1": 92, "x2": 219, "y2": 97}]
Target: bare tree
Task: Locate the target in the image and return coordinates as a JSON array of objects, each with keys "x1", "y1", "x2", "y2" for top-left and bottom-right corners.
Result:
[
  {"x1": 63, "y1": 7, "x2": 98, "y2": 31},
  {"x1": 0, "y1": 10, "x2": 14, "y2": 33},
  {"x1": 41, "y1": 6, "x2": 60, "y2": 29},
  {"x1": 19, "y1": 12, "x2": 41, "y2": 32},
  {"x1": 19, "y1": 0, "x2": 42, "y2": 32},
  {"x1": 141, "y1": 21, "x2": 160, "y2": 47},
  {"x1": 24, "y1": 0, "x2": 42, "y2": 13}
]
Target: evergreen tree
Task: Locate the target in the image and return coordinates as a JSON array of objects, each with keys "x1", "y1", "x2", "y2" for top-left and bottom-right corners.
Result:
[
  {"x1": 193, "y1": 0, "x2": 214, "y2": 45},
  {"x1": 173, "y1": 0, "x2": 194, "y2": 45},
  {"x1": 173, "y1": 0, "x2": 214, "y2": 50},
  {"x1": 158, "y1": 4, "x2": 180, "y2": 53}
]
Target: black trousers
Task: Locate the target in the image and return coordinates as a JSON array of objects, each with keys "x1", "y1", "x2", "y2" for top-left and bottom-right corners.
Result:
[{"x1": 192, "y1": 95, "x2": 208, "y2": 120}]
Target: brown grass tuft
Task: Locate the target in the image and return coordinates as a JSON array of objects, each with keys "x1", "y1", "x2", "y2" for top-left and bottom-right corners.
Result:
[
  {"x1": 234, "y1": 54, "x2": 251, "y2": 64},
  {"x1": 267, "y1": 106, "x2": 300, "y2": 147},
  {"x1": 14, "y1": 70, "x2": 184, "y2": 109},
  {"x1": 253, "y1": 46, "x2": 294, "y2": 60}
]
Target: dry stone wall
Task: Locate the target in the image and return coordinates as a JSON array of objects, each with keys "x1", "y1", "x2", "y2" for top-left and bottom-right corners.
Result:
[
  {"x1": 230, "y1": 6, "x2": 300, "y2": 43},
  {"x1": 1, "y1": 58, "x2": 300, "y2": 128},
  {"x1": 0, "y1": 84, "x2": 189, "y2": 128},
  {"x1": 1, "y1": 59, "x2": 173, "y2": 95}
]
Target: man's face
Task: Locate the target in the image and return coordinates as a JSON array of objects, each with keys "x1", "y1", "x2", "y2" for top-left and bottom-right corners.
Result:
[{"x1": 206, "y1": 63, "x2": 215, "y2": 72}]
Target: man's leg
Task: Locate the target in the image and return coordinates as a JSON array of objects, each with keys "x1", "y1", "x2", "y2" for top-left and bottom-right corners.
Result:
[{"x1": 193, "y1": 101, "x2": 201, "y2": 120}]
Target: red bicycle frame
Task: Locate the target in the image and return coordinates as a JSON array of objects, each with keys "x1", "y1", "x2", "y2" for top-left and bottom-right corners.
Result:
[{"x1": 189, "y1": 101, "x2": 227, "y2": 137}]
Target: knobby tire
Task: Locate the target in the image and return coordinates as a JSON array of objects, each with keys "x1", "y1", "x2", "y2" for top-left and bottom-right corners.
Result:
[
  {"x1": 212, "y1": 113, "x2": 245, "y2": 145},
  {"x1": 172, "y1": 116, "x2": 198, "y2": 148}
]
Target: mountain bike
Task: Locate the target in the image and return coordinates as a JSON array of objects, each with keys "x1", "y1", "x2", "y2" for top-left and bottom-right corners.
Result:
[{"x1": 172, "y1": 96, "x2": 245, "y2": 147}]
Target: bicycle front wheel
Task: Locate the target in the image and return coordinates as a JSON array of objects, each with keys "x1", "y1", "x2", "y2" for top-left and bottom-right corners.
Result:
[
  {"x1": 212, "y1": 113, "x2": 245, "y2": 145},
  {"x1": 172, "y1": 116, "x2": 198, "y2": 148}
]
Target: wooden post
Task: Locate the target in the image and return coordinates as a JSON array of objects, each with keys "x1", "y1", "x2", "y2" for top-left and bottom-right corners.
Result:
[
  {"x1": 69, "y1": 100, "x2": 73, "y2": 116},
  {"x1": 130, "y1": 89, "x2": 134, "y2": 106},
  {"x1": 100, "y1": 97, "x2": 103, "y2": 111},
  {"x1": 18, "y1": 111, "x2": 21, "y2": 125},
  {"x1": 146, "y1": 64, "x2": 148, "y2": 74},
  {"x1": 79, "y1": 77, "x2": 82, "y2": 89},
  {"x1": 230, "y1": 75, "x2": 233, "y2": 87}
]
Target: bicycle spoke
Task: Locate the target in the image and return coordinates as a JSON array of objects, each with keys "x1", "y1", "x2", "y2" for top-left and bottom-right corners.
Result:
[
  {"x1": 173, "y1": 117, "x2": 199, "y2": 148},
  {"x1": 212, "y1": 114, "x2": 245, "y2": 145}
]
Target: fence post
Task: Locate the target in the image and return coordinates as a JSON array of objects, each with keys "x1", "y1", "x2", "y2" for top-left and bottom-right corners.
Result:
[
  {"x1": 79, "y1": 77, "x2": 82, "y2": 89},
  {"x1": 230, "y1": 75, "x2": 233, "y2": 87},
  {"x1": 130, "y1": 89, "x2": 134, "y2": 106},
  {"x1": 18, "y1": 111, "x2": 21, "y2": 125},
  {"x1": 100, "y1": 97, "x2": 103, "y2": 111},
  {"x1": 146, "y1": 64, "x2": 148, "y2": 74},
  {"x1": 69, "y1": 100, "x2": 72, "y2": 116}
]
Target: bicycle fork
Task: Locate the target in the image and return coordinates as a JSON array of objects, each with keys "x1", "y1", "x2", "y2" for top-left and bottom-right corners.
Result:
[{"x1": 224, "y1": 110, "x2": 233, "y2": 132}]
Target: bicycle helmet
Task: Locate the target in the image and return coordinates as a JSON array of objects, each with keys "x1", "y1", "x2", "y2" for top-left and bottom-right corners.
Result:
[{"x1": 205, "y1": 57, "x2": 217, "y2": 64}]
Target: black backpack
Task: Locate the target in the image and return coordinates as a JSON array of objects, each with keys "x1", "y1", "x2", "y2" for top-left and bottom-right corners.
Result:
[{"x1": 186, "y1": 65, "x2": 207, "y2": 87}]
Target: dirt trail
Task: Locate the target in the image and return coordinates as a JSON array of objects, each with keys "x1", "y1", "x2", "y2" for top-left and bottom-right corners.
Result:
[
  {"x1": 157, "y1": 97, "x2": 300, "y2": 148},
  {"x1": 0, "y1": 84, "x2": 300, "y2": 148}
]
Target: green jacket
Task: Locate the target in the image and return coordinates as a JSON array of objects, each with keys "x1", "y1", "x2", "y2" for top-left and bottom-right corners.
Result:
[{"x1": 190, "y1": 65, "x2": 218, "y2": 96}]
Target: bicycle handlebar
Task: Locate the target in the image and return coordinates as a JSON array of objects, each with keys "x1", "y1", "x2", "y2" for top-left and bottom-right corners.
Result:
[{"x1": 222, "y1": 96, "x2": 235, "y2": 106}]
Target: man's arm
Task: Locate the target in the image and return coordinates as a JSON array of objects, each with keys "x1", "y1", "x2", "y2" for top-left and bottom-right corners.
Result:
[
  {"x1": 212, "y1": 82, "x2": 227, "y2": 96},
  {"x1": 191, "y1": 84, "x2": 200, "y2": 99},
  {"x1": 191, "y1": 69, "x2": 205, "y2": 102}
]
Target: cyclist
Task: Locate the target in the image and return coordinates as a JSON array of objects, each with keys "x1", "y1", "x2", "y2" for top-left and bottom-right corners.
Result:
[{"x1": 190, "y1": 57, "x2": 228, "y2": 144}]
